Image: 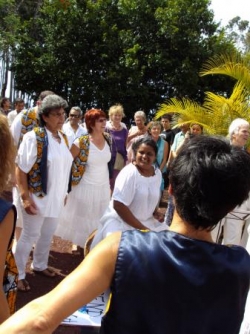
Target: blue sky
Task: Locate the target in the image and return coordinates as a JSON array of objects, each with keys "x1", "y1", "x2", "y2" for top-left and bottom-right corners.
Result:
[{"x1": 210, "y1": 0, "x2": 250, "y2": 25}]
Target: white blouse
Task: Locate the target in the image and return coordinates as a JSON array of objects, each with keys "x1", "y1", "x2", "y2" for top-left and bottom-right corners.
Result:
[{"x1": 17, "y1": 128, "x2": 73, "y2": 217}]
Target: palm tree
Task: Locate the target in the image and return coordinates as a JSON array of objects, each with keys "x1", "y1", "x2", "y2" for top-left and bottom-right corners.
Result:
[
  {"x1": 156, "y1": 53, "x2": 250, "y2": 138},
  {"x1": 200, "y1": 53, "x2": 250, "y2": 91}
]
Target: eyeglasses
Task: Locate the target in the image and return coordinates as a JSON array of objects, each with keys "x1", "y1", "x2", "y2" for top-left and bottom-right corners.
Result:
[
  {"x1": 49, "y1": 111, "x2": 66, "y2": 118},
  {"x1": 97, "y1": 118, "x2": 107, "y2": 123},
  {"x1": 69, "y1": 114, "x2": 80, "y2": 118}
]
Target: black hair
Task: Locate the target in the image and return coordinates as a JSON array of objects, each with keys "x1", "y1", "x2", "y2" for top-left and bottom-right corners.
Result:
[
  {"x1": 132, "y1": 137, "x2": 158, "y2": 157},
  {"x1": 169, "y1": 135, "x2": 250, "y2": 230},
  {"x1": 161, "y1": 114, "x2": 172, "y2": 122}
]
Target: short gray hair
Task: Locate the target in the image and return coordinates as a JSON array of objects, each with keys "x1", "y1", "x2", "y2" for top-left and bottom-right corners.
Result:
[
  {"x1": 228, "y1": 118, "x2": 249, "y2": 140},
  {"x1": 134, "y1": 110, "x2": 146, "y2": 123},
  {"x1": 39, "y1": 95, "x2": 68, "y2": 126},
  {"x1": 71, "y1": 106, "x2": 82, "y2": 116}
]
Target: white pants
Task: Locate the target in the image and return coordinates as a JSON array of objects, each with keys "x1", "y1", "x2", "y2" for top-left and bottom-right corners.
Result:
[
  {"x1": 14, "y1": 209, "x2": 58, "y2": 279},
  {"x1": 223, "y1": 217, "x2": 244, "y2": 245}
]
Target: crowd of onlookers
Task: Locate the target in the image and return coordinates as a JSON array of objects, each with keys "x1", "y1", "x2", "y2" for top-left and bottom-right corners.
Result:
[{"x1": 0, "y1": 92, "x2": 250, "y2": 333}]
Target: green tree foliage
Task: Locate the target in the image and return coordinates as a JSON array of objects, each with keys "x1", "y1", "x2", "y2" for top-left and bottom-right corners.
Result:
[
  {"x1": 7, "y1": 0, "x2": 236, "y2": 118},
  {"x1": 225, "y1": 16, "x2": 250, "y2": 54},
  {"x1": 0, "y1": 0, "x2": 20, "y2": 96}
]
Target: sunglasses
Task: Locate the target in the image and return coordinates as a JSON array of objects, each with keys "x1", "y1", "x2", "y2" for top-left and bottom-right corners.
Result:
[
  {"x1": 69, "y1": 114, "x2": 80, "y2": 118},
  {"x1": 97, "y1": 118, "x2": 107, "y2": 123}
]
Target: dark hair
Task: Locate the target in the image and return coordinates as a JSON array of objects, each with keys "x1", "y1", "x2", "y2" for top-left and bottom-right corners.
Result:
[
  {"x1": 190, "y1": 123, "x2": 203, "y2": 132},
  {"x1": 169, "y1": 135, "x2": 250, "y2": 230},
  {"x1": 38, "y1": 95, "x2": 68, "y2": 127},
  {"x1": 38, "y1": 90, "x2": 55, "y2": 101},
  {"x1": 132, "y1": 137, "x2": 158, "y2": 157},
  {"x1": 0, "y1": 97, "x2": 10, "y2": 108},
  {"x1": 15, "y1": 97, "x2": 24, "y2": 105},
  {"x1": 161, "y1": 114, "x2": 172, "y2": 122},
  {"x1": 84, "y1": 109, "x2": 106, "y2": 133}
]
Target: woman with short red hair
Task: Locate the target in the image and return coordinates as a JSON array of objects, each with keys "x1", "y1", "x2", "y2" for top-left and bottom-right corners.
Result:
[{"x1": 56, "y1": 109, "x2": 111, "y2": 248}]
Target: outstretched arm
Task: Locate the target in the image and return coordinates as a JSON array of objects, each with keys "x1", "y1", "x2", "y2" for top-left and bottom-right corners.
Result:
[{"x1": 0, "y1": 232, "x2": 121, "y2": 334}]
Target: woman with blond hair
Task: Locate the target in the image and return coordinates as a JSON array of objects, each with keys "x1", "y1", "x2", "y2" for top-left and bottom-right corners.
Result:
[
  {"x1": 106, "y1": 104, "x2": 128, "y2": 190},
  {"x1": 0, "y1": 115, "x2": 18, "y2": 322}
]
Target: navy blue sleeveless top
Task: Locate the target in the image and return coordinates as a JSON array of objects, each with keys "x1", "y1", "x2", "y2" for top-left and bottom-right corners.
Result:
[
  {"x1": 100, "y1": 230, "x2": 250, "y2": 334},
  {"x1": 0, "y1": 198, "x2": 16, "y2": 247}
]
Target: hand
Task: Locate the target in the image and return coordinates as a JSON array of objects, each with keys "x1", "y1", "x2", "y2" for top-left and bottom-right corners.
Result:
[
  {"x1": 22, "y1": 197, "x2": 38, "y2": 215},
  {"x1": 153, "y1": 210, "x2": 165, "y2": 223}
]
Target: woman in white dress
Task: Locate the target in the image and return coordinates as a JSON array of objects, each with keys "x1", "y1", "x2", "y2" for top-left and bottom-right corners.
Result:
[
  {"x1": 91, "y1": 137, "x2": 167, "y2": 249},
  {"x1": 56, "y1": 109, "x2": 111, "y2": 248}
]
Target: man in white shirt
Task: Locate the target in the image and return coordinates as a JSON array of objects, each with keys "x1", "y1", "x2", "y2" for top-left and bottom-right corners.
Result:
[
  {"x1": 63, "y1": 106, "x2": 87, "y2": 147},
  {"x1": 7, "y1": 98, "x2": 25, "y2": 126}
]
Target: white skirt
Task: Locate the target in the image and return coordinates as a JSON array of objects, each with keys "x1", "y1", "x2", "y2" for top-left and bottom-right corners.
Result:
[
  {"x1": 55, "y1": 180, "x2": 110, "y2": 247},
  {"x1": 91, "y1": 204, "x2": 168, "y2": 249}
]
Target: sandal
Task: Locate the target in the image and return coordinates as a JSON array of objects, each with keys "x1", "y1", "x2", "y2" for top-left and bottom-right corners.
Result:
[
  {"x1": 33, "y1": 267, "x2": 56, "y2": 278},
  {"x1": 17, "y1": 279, "x2": 31, "y2": 292}
]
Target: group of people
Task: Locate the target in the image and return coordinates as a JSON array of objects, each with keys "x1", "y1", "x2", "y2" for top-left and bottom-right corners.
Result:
[
  {"x1": 1, "y1": 93, "x2": 171, "y2": 296},
  {"x1": 0, "y1": 91, "x2": 250, "y2": 333}
]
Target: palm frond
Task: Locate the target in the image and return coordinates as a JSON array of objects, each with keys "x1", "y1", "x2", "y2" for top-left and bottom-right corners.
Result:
[
  {"x1": 200, "y1": 53, "x2": 250, "y2": 91},
  {"x1": 156, "y1": 97, "x2": 214, "y2": 134}
]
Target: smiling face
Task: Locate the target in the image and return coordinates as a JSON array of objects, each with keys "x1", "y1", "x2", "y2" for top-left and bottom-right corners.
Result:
[
  {"x1": 232, "y1": 124, "x2": 250, "y2": 147},
  {"x1": 190, "y1": 124, "x2": 203, "y2": 136},
  {"x1": 69, "y1": 108, "x2": 81, "y2": 126},
  {"x1": 93, "y1": 117, "x2": 107, "y2": 133},
  {"x1": 150, "y1": 125, "x2": 161, "y2": 139},
  {"x1": 111, "y1": 112, "x2": 123, "y2": 124},
  {"x1": 135, "y1": 116, "x2": 144, "y2": 129},
  {"x1": 135, "y1": 143, "x2": 156, "y2": 169},
  {"x1": 42, "y1": 107, "x2": 66, "y2": 132}
]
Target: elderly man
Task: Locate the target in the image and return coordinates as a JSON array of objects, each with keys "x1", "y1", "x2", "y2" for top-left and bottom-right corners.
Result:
[
  {"x1": 214, "y1": 118, "x2": 250, "y2": 245},
  {"x1": 62, "y1": 106, "x2": 87, "y2": 148}
]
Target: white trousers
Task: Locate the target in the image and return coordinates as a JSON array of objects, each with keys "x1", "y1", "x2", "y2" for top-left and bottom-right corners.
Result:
[
  {"x1": 14, "y1": 209, "x2": 58, "y2": 279},
  {"x1": 223, "y1": 218, "x2": 244, "y2": 245}
]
